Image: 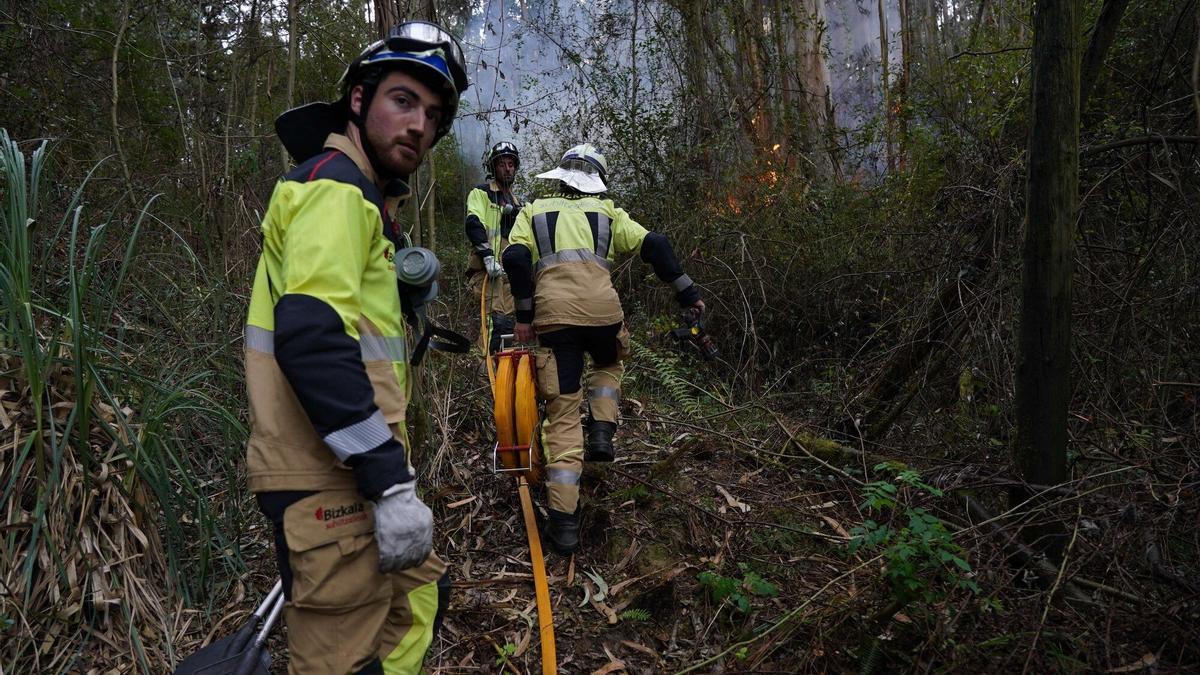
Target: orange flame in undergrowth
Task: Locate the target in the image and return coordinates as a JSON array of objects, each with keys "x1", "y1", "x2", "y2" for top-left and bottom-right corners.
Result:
[{"x1": 706, "y1": 143, "x2": 795, "y2": 217}]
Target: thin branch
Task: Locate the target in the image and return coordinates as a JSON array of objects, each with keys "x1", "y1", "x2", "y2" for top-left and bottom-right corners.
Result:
[
  {"x1": 110, "y1": 0, "x2": 133, "y2": 189},
  {"x1": 1082, "y1": 135, "x2": 1200, "y2": 155},
  {"x1": 948, "y1": 46, "x2": 1030, "y2": 60}
]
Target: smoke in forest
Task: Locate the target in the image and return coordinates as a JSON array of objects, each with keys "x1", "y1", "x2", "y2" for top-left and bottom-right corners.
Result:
[{"x1": 453, "y1": 0, "x2": 902, "y2": 182}]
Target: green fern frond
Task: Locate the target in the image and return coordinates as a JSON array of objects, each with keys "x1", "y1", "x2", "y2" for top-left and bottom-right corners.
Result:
[
  {"x1": 630, "y1": 338, "x2": 705, "y2": 417},
  {"x1": 619, "y1": 608, "x2": 651, "y2": 622}
]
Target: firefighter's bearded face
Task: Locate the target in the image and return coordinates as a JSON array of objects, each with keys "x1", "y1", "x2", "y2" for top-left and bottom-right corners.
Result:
[
  {"x1": 352, "y1": 70, "x2": 442, "y2": 178},
  {"x1": 493, "y1": 156, "x2": 517, "y2": 187}
]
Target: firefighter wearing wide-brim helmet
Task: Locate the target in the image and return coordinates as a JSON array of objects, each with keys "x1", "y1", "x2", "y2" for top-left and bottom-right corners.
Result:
[
  {"x1": 501, "y1": 142, "x2": 705, "y2": 556},
  {"x1": 248, "y1": 21, "x2": 467, "y2": 675},
  {"x1": 466, "y1": 140, "x2": 524, "y2": 353}
]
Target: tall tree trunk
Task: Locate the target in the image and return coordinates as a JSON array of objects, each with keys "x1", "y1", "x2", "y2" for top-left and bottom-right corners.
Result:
[
  {"x1": 897, "y1": 0, "x2": 910, "y2": 171},
  {"x1": 424, "y1": 158, "x2": 436, "y2": 250},
  {"x1": 410, "y1": 171, "x2": 422, "y2": 246},
  {"x1": 283, "y1": 0, "x2": 299, "y2": 170},
  {"x1": 1014, "y1": 0, "x2": 1081, "y2": 558},
  {"x1": 246, "y1": 0, "x2": 262, "y2": 178},
  {"x1": 1079, "y1": 0, "x2": 1132, "y2": 113},
  {"x1": 376, "y1": 1, "x2": 401, "y2": 33},
  {"x1": 795, "y1": 0, "x2": 833, "y2": 176},
  {"x1": 1194, "y1": 3, "x2": 1200, "y2": 134},
  {"x1": 878, "y1": 0, "x2": 893, "y2": 172}
]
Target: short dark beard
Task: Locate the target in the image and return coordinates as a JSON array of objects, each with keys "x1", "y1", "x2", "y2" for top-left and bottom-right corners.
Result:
[{"x1": 365, "y1": 127, "x2": 412, "y2": 180}]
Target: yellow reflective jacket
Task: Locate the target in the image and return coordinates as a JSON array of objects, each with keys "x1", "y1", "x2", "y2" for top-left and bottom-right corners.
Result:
[
  {"x1": 505, "y1": 194, "x2": 649, "y2": 328},
  {"x1": 244, "y1": 134, "x2": 412, "y2": 498},
  {"x1": 464, "y1": 180, "x2": 519, "y2": 314}
]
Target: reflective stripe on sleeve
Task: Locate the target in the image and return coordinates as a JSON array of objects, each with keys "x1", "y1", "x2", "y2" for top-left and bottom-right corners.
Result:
[
  {"x1": 245, "y1": 325, "x2": 275, "y2": 354},
  {"x1": 671, "y1": 274, "x2": 694, "y2": 292},
  {"x1": 361, "y1": 334, "x2": 408, "y2": 363},
  {"x1": 323, "y1": 409, "x2": 393, "y2": 461},
  {"x1": 515, "y1": 298, "x2": 533, "y2": 311}
]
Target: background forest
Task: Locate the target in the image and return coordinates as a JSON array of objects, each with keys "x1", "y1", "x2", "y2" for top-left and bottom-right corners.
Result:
[{"x1": 1, "y1": 0, "x2": 1198, "y2": 672}]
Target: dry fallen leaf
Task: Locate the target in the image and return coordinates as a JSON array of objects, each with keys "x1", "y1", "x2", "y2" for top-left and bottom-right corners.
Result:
[
  {"x1": 715, "y1": 485, "x2": 750, "y2": 513},
  {"x1": 590, "y1": 660, "x2": 627, "y2": 675},
  {"x1": 1105, "y1": 653, "x2": 1157, "y2": 673},
  {"x1": 446, "y1": 495, "x2": 477, "y2": 509}
]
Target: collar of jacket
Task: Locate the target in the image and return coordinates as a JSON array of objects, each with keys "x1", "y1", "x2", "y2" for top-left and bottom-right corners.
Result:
[
  {"x1": 487, "y1": 178, "x2": 517, "y2": 202},
  {"x1": 322, "y1": 133, "x2": 411, "y2": 203}
]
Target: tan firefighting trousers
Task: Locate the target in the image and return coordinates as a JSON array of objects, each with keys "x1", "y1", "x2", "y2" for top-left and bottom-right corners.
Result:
[
  {"x1": 535, "y1": 325, "x2": 629, "y2": 514},
  {"x1": 280, "y1": 490, "x2": 446, "y2": 674}
]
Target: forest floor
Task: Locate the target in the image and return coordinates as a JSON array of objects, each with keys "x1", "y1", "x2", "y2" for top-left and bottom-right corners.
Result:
[
  {"x1": 6, "y1": 333, "x2": 1195, "y2": 673},
  {"x1": 188, "y1": 347, "x2": 1199, "y2": 674}
]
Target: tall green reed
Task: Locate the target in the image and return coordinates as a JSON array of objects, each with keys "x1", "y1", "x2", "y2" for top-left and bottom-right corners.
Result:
[{"x1": 1, "y1": 126, "x2": 248, "y2": 670}]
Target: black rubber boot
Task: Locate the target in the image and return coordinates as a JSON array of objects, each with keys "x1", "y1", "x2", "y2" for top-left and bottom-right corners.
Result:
[
  {"x1": 585, "y1": 420, "x2": 616, "y2": 462},
  {"x1": 545, "y1": 508, "x2": 580, "y2": 555}
]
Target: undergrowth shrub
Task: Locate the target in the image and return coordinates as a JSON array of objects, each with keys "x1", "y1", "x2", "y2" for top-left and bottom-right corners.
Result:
[{"x1": 0, "y1": 130, "x2": 245, "y2": 671}]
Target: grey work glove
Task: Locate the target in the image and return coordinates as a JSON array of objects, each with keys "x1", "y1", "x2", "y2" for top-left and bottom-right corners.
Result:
[
  {"x1": 373, "y1": 480, "x2": 433, "y2": 573},
  {"x1": 483, "y1": 254, "x2": 504, "y2": 279}
]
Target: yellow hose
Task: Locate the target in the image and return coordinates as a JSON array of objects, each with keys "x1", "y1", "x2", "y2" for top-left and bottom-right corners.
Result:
[
  {"x1": 483, "y1": 267, "x2": 556, "y2": 674},
  {"x1": 519, "y1": 476, "x2": 557, "y2": 675}
]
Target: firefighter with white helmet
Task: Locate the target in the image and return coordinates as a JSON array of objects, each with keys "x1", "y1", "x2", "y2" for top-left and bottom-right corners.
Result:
[{"x1": 502, "y1": 143, "x2": 705, "y2": 555}]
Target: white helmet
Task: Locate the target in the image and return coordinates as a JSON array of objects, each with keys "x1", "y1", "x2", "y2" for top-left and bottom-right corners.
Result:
[{"x1": 535, "y1": 143, "x2": 608, "y2": 194}]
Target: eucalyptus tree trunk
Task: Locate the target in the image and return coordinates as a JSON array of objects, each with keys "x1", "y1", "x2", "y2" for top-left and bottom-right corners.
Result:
[
  {"x1": 897, "y1": 0, "x2": 910, "y2": 170},
  {"x1": 878, "y1": 0, "x2": 893, "y2": 172},
  {"x1": 1013, "y1": 0, "x2": 1081, "y2": 558},
  {"x1": 795, "y1": 0, "x2": 834, "y2": 176}
]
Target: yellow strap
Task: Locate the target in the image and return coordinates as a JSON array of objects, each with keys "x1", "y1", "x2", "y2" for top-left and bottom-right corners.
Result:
[
  {"x1": 486, "y1": 272, "x2": 556, "y2": 674},
  {"x1": 482, "y1": 273, "x2": 496, "y2": 387},
  {"x1": 519, "y1": 476, "x2": 557, "y2": 675}
]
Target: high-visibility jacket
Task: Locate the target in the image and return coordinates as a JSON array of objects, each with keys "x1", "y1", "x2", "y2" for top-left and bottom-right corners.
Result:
[
  {"x1": 464, "y1": 180, "x2": 520, "y2": 315},
  {"x1": 464, "y1": 179, "x2": 520, "y2": 271},
  {"x1": 504, "y1": 193, "x2": 699, "y2": 329},
  {"x1": 244, "y1": 133, "x2": 412, "y2": 500}
]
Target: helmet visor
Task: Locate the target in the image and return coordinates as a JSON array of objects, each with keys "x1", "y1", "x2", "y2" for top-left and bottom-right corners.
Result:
[{"x1": 386, "y1": 21, "x2": 467, "y2": 92}]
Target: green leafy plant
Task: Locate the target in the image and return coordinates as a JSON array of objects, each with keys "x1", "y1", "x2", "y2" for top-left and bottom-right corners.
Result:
[
  {"x1": 630, "y1": 338, "x2": 706, "y2": 417},
  {"x1": 493, "y1": 641, "x2": 517, "y2": 667},
  {"x1": 618, "y1": 608, "x2": 651, "y2": 622},
  {"x1": 849, "y1": 463, "x2": 979, "y2": 604},
  {"x1": 697, "y1": 563, "x2": 779, "y2": 613}
]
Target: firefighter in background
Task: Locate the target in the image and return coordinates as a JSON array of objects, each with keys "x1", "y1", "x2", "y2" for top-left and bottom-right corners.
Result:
[
  {"x1": 502, "y1": 143, "x2": 705, "y2": 555},
  {"x1": 465, "y1": 141, "x2": 523, "y2": 353},
  {"x1": 246, "y1": 21, "x2": 468, "y2": 674}
]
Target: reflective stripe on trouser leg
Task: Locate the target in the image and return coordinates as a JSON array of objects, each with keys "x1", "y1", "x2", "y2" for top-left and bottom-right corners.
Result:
[
  {"x1": 542, "y1": 387, "x2": 584, "y2": 514},
  {"x1": 379, "y1": 551, "x2": 448, "y2": 674},
  {"x1": 587, "y1": 360, "x2": 623, "y2": 424}
]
